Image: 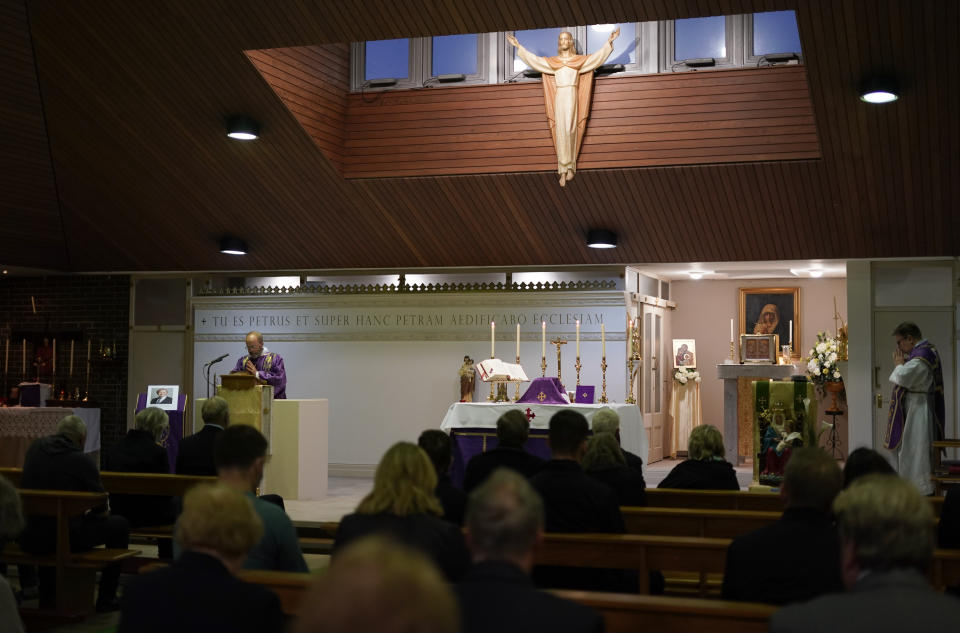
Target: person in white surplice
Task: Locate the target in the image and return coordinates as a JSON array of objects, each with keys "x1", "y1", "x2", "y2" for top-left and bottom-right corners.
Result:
[
  {"x1": 883, "y1": 322, "x2": 945, "y2": 495},
  {"x1": 506, "y1": 29, "x2": 618, "y2": 186}
]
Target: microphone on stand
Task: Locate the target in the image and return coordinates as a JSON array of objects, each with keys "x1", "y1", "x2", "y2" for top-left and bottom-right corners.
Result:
[
  {"x1": 207, "y1": 353, "x2": 229, "y2": 365},
  {"x1": 204, "y1": 353, "x2": 230, "y2": 398}
]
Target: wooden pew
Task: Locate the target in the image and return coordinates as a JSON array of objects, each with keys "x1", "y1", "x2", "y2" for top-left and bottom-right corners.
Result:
[
  {"x1": 930, "y1": 549, "x2": 960, "y2": 589},
  {"x1": 238, "y1": 569, "x2": 778, "y2": 631},
  {"x1": 553, "y1": 590, "x2": 776, "y2": 633},
  {"x1": 0, "y1": 490, "x2": 139, "y2": 616},
  {"x1": 623, "y1": 507, "x2": 780, "y2": 538}
]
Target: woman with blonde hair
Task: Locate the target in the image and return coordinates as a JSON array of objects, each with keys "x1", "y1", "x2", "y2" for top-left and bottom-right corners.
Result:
[
  {"x1": 658, "y1": 425, "x2": 740, "y2": 490},
  {"x1": 334, "y1": 442, "x2": 469, "y2": 580}
]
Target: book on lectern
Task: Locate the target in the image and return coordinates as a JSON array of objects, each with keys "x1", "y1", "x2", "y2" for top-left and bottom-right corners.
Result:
[{"x1": 476, "y1": 359, "x2": 528, "y2": 382}]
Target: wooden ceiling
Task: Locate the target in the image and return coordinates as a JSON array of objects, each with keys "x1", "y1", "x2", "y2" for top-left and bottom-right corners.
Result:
[{"x1": 1, "y1": 0, "x2": 956, "y2": 272}]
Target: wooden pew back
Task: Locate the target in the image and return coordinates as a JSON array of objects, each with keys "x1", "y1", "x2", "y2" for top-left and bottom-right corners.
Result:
[{"x1": 622, "y1": 507, "x2": 780, "y2": 538}]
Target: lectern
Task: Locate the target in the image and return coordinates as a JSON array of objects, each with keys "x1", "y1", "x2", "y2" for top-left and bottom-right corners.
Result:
[{"x1": 218, "y1": 373, "x2": 273, "y2": 452}]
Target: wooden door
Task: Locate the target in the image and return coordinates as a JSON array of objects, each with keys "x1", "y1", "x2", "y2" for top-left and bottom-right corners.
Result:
[{"x1": 641, "y1": 303, "x2": 668, "y2": 463}]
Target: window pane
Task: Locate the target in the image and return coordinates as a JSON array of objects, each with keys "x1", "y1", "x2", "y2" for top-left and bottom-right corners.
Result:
[
  {"x1": 674, "y1": 16, "x2": 726, "y2": 60},
  {"x1": 753, "y1": 11, "x2": 802, "y2": 56},
  {"x1": 587, "y1": 23, "x2": 637, "y2": 66},
  {"x1": 512, "y1": 28, "x2": 565, "y2": 72},
  {"x1": 432, "y1": 34, "x2": 478, "y2": 76},
  {"x1": 365, "y1": 39, "x2": 409, "y2": 80}
]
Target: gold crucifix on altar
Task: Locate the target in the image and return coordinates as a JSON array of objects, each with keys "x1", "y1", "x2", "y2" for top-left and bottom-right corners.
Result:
[{"x1": 550, "y1": 338, "x2": 567, "y2": 384}]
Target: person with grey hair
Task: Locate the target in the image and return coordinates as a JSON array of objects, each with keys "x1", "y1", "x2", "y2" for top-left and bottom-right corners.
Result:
[
  {"x1": 582, "y1": 432, "x2": 646, "y2": 506},
  {"x1": 771, "y1": 474, "x2": 960, "y2": 632},
  {"x1": 592, "y1": 407, "x2": 645, "y2": 475},
  {"x1": 176, "y1": 395, "x2": 230, "y2": 476},
  {"x1": 722, "y1": 448, "x2": 843, "y2": 605},
  {"x1": 104, "y1": 407, "x2": 173, "y2": 530},
  {"x1": 658, "y1": 424, "x2": 740, "y2": 490},
  {"x1": 20, "y1": 415, "x2": 130, "y2": 612},
  {"x1": 463, "y1": 409, "x2": 545, "y2": 492},
  {"x1": 0, "y1": 475, "x2": 26, "y2": 633},
  {"x1": 456, "y1": 469, "x2": 603, "y2": 633}
]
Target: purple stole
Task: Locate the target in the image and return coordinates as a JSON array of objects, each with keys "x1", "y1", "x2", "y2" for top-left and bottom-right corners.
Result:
[{"x1": 883, "y1": 341, "x2": 944, "y2": 449}]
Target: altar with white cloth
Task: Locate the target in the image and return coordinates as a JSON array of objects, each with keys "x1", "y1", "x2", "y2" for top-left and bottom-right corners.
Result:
[
  {"x1": 0, "y1": 406, "x2": 101, "y2": 467},
  {"x1": 440, "y1": 402, "x2": 645, "y2": 487}
]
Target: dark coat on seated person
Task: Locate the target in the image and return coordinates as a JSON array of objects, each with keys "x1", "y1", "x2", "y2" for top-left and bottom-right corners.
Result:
[
  {"x1": 939, "y1": 487, "x2": 960, "y2": 549},
  {"x1": 334, "y1": 512, "x2": 469, "y2": 581},
  {"x1": 657, "y1": 458, "x2": 740, "y2": 490},
  {"x1": 435, "y1": 473, "x2": 467, "y2": 525},
  {"x1": 174, "y1": 424, "x2": 222, "y2": 476},
  {"x1": 769, "y1": 568, "x2": 960, "y2": 633},
  {"x1": 623, "y1": 449, "x2": 645, "y2": 475},
  {"x1": 117, "y1": 550, "x2": 283, "y2": 633},
  {"x1": 721, "y1": 506, "x2": 843, "y2": 605},
  {"x1": 463, "y1": 445, "x2": 545, "y2": 493},
  {"x1": 530, "y1": 459, "x2": 633, "y2": 592},
  {"x1": 103, "y1": 428, "x2": 173, "y2": 528},
  {"x1": 456, "y1": 560, "x2": 604, "y2": 633},
  {"x1": 585, "y1": 464, "x2": 647, "y2": 507}
]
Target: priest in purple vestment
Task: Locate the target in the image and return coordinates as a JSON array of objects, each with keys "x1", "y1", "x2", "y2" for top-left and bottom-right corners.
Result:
[{"x1": 233, "y1": 331, "x2": 286, "y2": 399}]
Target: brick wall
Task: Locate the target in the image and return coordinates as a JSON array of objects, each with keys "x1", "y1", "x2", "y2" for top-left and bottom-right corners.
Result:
[{"x1": 0, "y1": 275, "x2": 130, "y2": 457}]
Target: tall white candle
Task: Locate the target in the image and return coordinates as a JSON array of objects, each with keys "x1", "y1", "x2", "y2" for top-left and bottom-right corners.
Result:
[
  {"x1": 86, "y1": 339, "x2": 91, "y2": 362},
  {"x1": 52, "y1": 338, "x2": 56, "y2": 378},
  {"x1": 730, "y1": 318, "x2": 735, "y2": 343},
  {"x1": 69, "y1": 340, "x2": 75, "y2": 377},
  {"x1": 627, "y1": 320, "x2": 633, "y2": 353},
  {"x1": 601, "y1": 324, "x2": 606, "y2": 357},
  {"x1": 515, "y1": 323, "x2": 520, "y2": 359},
  {"x1": 490, "y1": 321, "x2": 495, "y2": 358},
  {"x1": 575, "y1": 320, "x2": 580, "y2": 356},
  {"x1": 541, "y1": 321, "x2": 546, "y2": 358},
  {"x1": 789, "y1": 320, "x2": 793, "y2": 345}
]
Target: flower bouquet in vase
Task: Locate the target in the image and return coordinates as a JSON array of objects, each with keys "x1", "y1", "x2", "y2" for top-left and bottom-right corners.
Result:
[
  {"x1": 806, "y1": 332, "x2": 844, "y2": 411},
  {"x1": 674, "y1": 366, "x2": 701, "y2": 386}
]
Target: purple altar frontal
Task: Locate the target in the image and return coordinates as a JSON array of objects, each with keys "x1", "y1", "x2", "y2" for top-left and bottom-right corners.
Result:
[
  {"x1": 136, "y1": 392, "x2": 187, "y2": 473},
  {"x1": 440, "y1": 401, "x2": 646, "y2": 488}
]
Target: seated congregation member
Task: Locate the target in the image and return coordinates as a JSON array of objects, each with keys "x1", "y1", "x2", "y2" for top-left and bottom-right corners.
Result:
[
  {"x1": 176, "y1": 395, "x2": 229, "y2": 476},
  {"x1": 591, "y1": 407, "x2": 645, "y2": 476},
  {"x1": 0, "y1": 475, "x2": 25, "y2": 633},
  {"x1": 19, "y1": 415, "x2": 129, "y2": 612},
  {"x1": 334, "y1": 442, "x2": 469, "y2": 581},
  {"x1": 530, "y1": 409, "x2": 630, "y2": 592},
  {"x1": 118, "y1": 483, "x2": 283, "y2": 633},
  {"x1": 103, "y1": 406, "x2": 174, "y2": 529},
  {"x1": 213, "y1": 424, "x2": 307, "y2": 571},
  {"x1": 457, "y1": 469, "x2": 604, "y2": 633},
  {"x1": 771, "y1": 474, "x2": 960, "y2": 632},
  {"x1": 295, "y1": 536, "x2": 458, "y2": 633},
  {"x1": 657, "y1": 424, "x2": 740, "y2": 490},
  {"x1": 582, "y1": 432, "x2": 646, "y2": 506},
  {"x1": 418, "y1": 429, "x2": 467, "y2": 525},
  {"x1": 842, "y1": 447, "x2": 895, "y2": 488},
  {"x1": 463, "y1": 409, "x2": 544, "y2": 493},
  {"x1": 940, "y1": 487, "x2": 960, "y2": 550},
  {"x1": 722, "y1": 448, "x2": 844, "y2": 605}
]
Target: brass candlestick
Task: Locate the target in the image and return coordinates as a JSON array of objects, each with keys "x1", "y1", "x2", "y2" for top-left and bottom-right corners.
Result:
[
  {"x1": 575, "y1": 356, "x2": 582, "y2": 386},
  {"x1": 599, "y1": 357, "x2": 608, "y2": 403},
  {"x1": 626, "y1": 355, "x2": 636, "y2": 404},
  {"x1": 514, "y1": 355, "x2": 522, "y2": 401},
  {"x1": 551, "y1": 338, "x2": 567, "y2": 384},
  {"x1": 540, "y1": 356, "x2": 547, "y2": 377},
  {"x1": 487, "y1": 355, "x2": 495, "y2": 402}
]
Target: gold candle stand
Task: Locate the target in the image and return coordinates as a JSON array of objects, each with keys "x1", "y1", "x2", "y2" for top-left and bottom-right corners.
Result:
[
  {"x1": 599, "y1": 357, "x2": 608, "y2": 403},
  {"x1": 540, "y1": 356, "x2": 547, "y2": 377},
  {"x1": 487, "y1": 355, "x2": 495, "y2": 402},
  {"x1": 729, "y1": 340, "x2": 737, "y2": 363},
  {"x1": 514, "y1": 355, "x2": 522, "y2": 401},
  {"x1": 625, "y1": 354, "x2": 637, "y2": 404},
  {"x1": 575, "y1": 357, "x2": 582, "y2": 386}
]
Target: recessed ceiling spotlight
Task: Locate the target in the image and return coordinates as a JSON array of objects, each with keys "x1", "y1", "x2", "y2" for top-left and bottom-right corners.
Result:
[
  {"x1": 860, "y1": 77, "x2": 899, "y2": 104},
  {"x1": 219, "y1": 236, "x2": 249, "y2": 255},
  {"x1": 586, "y1": 229, "x2": 617, "y2": 249},
  {"x1": 687, "y1": 270, "x2": 713, "y2": 280},
  {"x1": 226, "y1": 115, "x2": 260, "y2": 140}
]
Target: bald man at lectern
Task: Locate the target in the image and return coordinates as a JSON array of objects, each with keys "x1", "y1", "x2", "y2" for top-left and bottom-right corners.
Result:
[{"x1": 232, "y1": 331, "x2": 287, "y2": 399}]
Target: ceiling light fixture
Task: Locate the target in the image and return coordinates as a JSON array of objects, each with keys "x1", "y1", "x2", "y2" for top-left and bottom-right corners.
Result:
[
  {"x1": 687, "y1": 270, "x2": 713, "y2": 280},
  {"x1": 219, "y1": 236, "x2": 249, "y2": 255},
  {"x1": 860, "y1": 77, "x2": 899, "y2": 104},
  {"x1": 808, "y1": 269, "x2": 824, "y2": 278},
  {"x1": 226, "y1": 115, "x2": 260, "y2": 140},
  {"x1": 591, "y1": 24, "x2": 617, "y2": 33},
  {"x1": 586, "y1": 229, "x2": 617, "y2": 249}
]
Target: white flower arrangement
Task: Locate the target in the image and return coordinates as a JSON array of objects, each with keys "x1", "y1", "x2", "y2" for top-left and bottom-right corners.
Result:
[
  {"x1": 674, "y1": 366, "x2": 701, "y2": 385},
  {"x1": 805, "y1": 331, "x2": 842, "y2": 387}
]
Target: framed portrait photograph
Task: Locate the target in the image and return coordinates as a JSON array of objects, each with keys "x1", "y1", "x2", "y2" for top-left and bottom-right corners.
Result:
[
  {"x1": 147, "y1": 384, "x2": 179, "y2": 410},
  {"x1": 740, "y1": 334, "x2": 779, "y2": 364},
  {"x1": 672, "y1": 339, "x2": 697, "y2": 369},
  {"x1": 739, "y1": 287, "x2": 800, "y2": 358}
]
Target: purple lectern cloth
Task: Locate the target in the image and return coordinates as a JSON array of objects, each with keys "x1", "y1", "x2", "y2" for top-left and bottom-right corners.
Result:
[
  {"x1": 136, "y1": 393, "x2": 185, "y2": 473},
  {"x1": 518, "y1": 377, "x2": 568, "y2": 404},
  {"x1": 574, "y1": 386, "x2": 595, "y2": 404}
]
